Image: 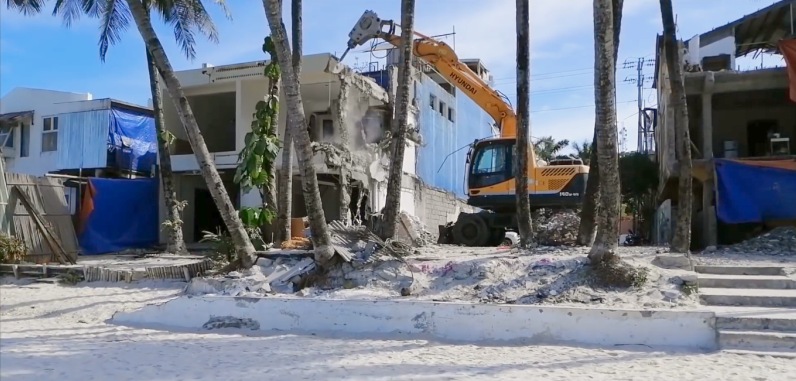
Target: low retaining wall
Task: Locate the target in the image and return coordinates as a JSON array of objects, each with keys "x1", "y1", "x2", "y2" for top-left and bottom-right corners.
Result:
[{"x1": 113, "y1": 297, "x2": 718, "y2": 350}]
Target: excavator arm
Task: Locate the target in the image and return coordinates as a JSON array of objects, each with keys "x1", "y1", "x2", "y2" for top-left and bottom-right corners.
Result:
[{"x1": 342, "y1": 11, "x2": 518, "y2": 138}]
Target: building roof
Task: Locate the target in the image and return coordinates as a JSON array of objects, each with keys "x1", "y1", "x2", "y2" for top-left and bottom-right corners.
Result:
[
  {"x1": 0, "y1": 110, "x2": 34, "y2": 128},
  {"x1": 700, "y1": 0, "x2": 795, "y2": 57}
]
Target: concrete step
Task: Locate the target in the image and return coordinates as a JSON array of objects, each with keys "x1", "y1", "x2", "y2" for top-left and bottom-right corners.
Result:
[
  {"x1": 716, "y1": 308, "x2": 796, "y2": 332},
  {"x1": 722, "y1": 349, "x2": 796, "y2": 359},
  {"x1": 718, "y1": 329, "x2": 796, "y2": 351},
  {"x1": 694, "y1": 265, "x2": 784, "y2": 276},
  {"x1": 699, "y1": 288, "x2": 796, "y2": 307},
  {"x1": 698, "y1": 274, "x2": 796, "y2": 289}
]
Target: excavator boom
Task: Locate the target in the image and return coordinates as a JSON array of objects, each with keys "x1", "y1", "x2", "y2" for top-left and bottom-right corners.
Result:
[
  {"x1": 344, "y1": 11, "x2": 519, "y2": 139},
  {"x1": 339, "y1": 10, "x2": 589, "y2": 247}
]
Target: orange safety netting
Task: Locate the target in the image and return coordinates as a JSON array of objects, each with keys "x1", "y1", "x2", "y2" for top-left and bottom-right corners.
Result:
[
  {"x1": 77, "y1": 180, "x2": 96, "y2": 235},
  {"x1": 780, "y1": 38, "x2": 796, "y2": 103}
]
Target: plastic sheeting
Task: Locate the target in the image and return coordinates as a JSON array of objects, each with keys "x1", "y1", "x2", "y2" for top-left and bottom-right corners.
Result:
[
  {"x1": 108, "y1": 107, "x2": 158, "y2": 173},
  {"x1": 56, "y1": 110, "x2": 111, "y2": 170},
  {"x1": 78, "y1": 178, "x2": 159, "y2": 255},
  {"x1": 715, "y1": 159, "x2": 796, "y2": 224}
]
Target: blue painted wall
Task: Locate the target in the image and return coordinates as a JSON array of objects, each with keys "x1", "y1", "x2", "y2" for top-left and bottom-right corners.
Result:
[{"x1": 362, "y1": 69, "x2": 494, "y2": 198}]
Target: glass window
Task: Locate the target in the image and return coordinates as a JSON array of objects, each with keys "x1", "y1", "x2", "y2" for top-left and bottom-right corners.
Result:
[{"x1": 474, "y1": 145, "x2": 506, "y2": 174}]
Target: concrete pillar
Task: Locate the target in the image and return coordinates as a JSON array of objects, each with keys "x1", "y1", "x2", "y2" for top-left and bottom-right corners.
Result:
[{"x1": 701, "y1": 72, "x2": 715, "y2": 160}]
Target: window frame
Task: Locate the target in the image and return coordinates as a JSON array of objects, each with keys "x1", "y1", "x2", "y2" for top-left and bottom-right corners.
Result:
[{"x1": 41, "y1": 116, "x2": 59, "y2": 152}]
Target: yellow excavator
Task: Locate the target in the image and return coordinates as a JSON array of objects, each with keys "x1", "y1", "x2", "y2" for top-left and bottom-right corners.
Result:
[{"x1": 338, "y1": 11, "x2": 589, "y2": 246}]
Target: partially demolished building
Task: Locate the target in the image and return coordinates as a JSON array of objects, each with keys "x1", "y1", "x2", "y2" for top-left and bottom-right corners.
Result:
[{"x1": 158, "y1": 52, "x2": 496, "y2": 243}]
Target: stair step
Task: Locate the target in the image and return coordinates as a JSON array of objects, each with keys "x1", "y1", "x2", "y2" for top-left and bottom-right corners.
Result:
[
  {"x1": 694, "y1": 265, "x2": 784, "y2": 276},
  {"x1": 699, "y1": 288, "x2": 796, "y2": 307},
  {"x1": 719, "y1": 329, "x2": 796, "y2": 351},
  {"x1": 722, "y1": 349, "x2": 796, "y2": 359},
  {"x1": 698, "y1": 274, "x2": 796, "y2": 289},
  {"x1": 716, "y1": 309, "x2": 796, "y2": 332}
]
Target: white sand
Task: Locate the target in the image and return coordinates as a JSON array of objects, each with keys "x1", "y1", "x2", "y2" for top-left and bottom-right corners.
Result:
[{"x1": 2, "y1": 279, "x2": 795, "y2": 380}]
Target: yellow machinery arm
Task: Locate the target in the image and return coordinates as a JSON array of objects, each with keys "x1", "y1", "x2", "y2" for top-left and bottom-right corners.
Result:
[{"x1": 343, "y1": 11, "x2": 519, "y2": 139}]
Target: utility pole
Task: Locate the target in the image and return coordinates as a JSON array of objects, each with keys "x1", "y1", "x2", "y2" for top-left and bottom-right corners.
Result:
[{"x1": 623, "y1": 57, "x2": 654, "y2": 152}]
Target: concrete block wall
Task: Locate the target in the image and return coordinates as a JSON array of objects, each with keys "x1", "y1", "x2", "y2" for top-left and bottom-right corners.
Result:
[{"x1": 413, "y1": 181, "x2": 476, "y2": 238}]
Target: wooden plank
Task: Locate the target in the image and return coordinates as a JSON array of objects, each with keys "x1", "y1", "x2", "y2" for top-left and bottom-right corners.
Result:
[{"x1": 11, "y1": 187, "x2": 73, "y2": 264}]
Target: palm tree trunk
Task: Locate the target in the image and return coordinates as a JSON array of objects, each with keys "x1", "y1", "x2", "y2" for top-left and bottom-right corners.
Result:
[
  {"x1": 660, "y1": 0, "x2": 692, "y2": 253},
  {"x1": 588, "y1": 0, "x2": 621, "y2": 263},
  {"x1": 126, "y1": 0, "x2": 255, "y2": 266},
  {"x1": 380, "y1": 0, "x2": 416, "y2": 239},
  {"x1": 262, "y1": 0, "x2": 334, "y2": 265},
  {"x1": 515, "y1": 0, "x2": 533, "y2": 247},
  {"x1": 276, "y1": 0, "x2": 301, "y2": 243},
  {"x1": 577, "y1": 0, "x2": 623, "y2": 247},
  {"x1": 146, "y1": 49, "x2": 187, "y2": 255}
]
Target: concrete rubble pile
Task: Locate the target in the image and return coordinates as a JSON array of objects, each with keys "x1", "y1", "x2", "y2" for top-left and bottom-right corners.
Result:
[
  {"x1": 707, "y1": 226, "x2": 796, "y2": 256},
  {"x1": 534, "y1": 209, "x2": 580, "y2": 246}
]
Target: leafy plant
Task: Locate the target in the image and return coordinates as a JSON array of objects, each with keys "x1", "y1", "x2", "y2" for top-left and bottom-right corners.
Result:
[
  {"x1": 234, "y1": 36, "x2": 282, "y2": 224},
  {"x1": 533, "y1": 136, "x2": 570, "y2": 162},
  {"x1": 200, "y1": 228, "x2": 236, "y2": 263},
  {"x1": 59, "y1": 269, "x2": 82, "y2": 286},
  {"x1": 0, "y1": 234, "x2": 26, "y2": 264}
]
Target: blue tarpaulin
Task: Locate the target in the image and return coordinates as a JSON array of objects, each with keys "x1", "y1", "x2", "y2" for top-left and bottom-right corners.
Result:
[
  {"x1": 108, "y1": 107, "x2": 158, "y2": 174},
  {"x1": 715, "y1": 159, "x2": 796, "y2": 224},
  {"x1": 78, "y1": 178, "x2": 159, "y2": 255}
]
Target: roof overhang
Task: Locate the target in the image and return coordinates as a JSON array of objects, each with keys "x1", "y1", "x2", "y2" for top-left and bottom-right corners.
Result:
[
  {"x1": 0, "y1": 110, "x2": 34, "y2": 129},
  {"x1": 700, "y1": 0, "x2": 795, "y2": 57}
]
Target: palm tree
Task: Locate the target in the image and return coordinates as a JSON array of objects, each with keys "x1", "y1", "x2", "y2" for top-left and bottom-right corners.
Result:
[
  {"x1": 660, "y1": 0, "x2": 692, "y2": 253},
  {"x1": 380, "y1": 0, "x2": 416, "y2": 239},
  {"x1": 124, "y1": 0, "x2": 256, "y2": 266},
  {"x1": 275, "y1": 0, "x2": 301, "y2": 243},
  {"x1": 515, "y1": 0, "x2": 533, "y2": 248},
  {"x1": 577, "y1": 0, "x2": 624, "y2": 247},
  {"x1": 533, "y1": 136, "x2": 570, "y2": 162},
  {"x1": 261, "y1": 0, "x2": 334, "y2": 266},
  {"x1": 588, "y1": 0, "x2": 621, "y2": 264},
  {"x1": 571, "y1": 140, "x2": 592, "y2": 165},
  {"x1": 7, "y1": 0, "x2": 237, "y2": 257}
]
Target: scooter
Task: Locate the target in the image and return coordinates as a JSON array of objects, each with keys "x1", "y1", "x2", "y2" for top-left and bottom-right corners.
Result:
[{"x1": 623, "y1": 230, "x2": 643, "y2": 246}]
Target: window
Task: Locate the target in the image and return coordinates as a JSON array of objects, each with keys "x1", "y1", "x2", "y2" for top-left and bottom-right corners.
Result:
[
  {"x1": 42, "y1": 116, "x2": 59, "y2": 152},
  {"x1": 473, "y1": 145, "x2": 507, "y2": 174},
  {"x1": 321, "y1": 119, "x2": 334, "y2": 141},
  {"x1": 438, "y1": 101, "x2": 445, "y2": 116},
  {"x1": 448, "y1": 108, "x2": 455, "y2": 123},
  {"x1": 0, "y1": 124, "x2": 13, "y2": 148},
  {"x1": 19, "y1": 123, "x2": 29, "y2": 157},
  {"x1": 429, "y1": 94, "x2": 436, "y2": 109}
]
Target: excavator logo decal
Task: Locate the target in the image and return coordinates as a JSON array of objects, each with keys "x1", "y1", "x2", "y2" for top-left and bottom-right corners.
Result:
[{"x1": 449, "y1": 72, "x2": 477, "y2": 95}]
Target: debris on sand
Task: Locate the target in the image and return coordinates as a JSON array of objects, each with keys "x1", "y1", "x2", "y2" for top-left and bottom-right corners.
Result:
[
  {"x1": 534, "y1": 209, "x2": 580, "y2": 246},
  {"x1": 707, "y1": 226, "x2": 796, "y2": 256}
]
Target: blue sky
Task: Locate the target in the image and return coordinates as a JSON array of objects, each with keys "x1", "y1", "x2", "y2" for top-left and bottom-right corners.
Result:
[{"x1": 0, "y1": 0, "x2": 786, "y2": 151}]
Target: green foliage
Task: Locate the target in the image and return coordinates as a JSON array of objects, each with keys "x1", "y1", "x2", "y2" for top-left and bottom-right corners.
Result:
[
  {"x1": 0, "y1": 234, "x2": 26, "y2": 264},
  {"x1": 571, "y1": 140, "x2": 592, "y2": 165},
  {"x1": 239, "y1": 207, "x2": 275, "y2": 229},
  {"x1": 234, "y1": 36, "x2": 282, "y2": 223},
  {"x1": 200, "y1": 228, "x2": 236, "y2": 263},
  {"x1": 59, "y1": 269, "x2": 82, "y2": 286},
  {"x1": 618, "y1": 152, "x2": 659, "y2": 236},
  {"x1": 534, "y1": 136, "x2": 570, "y2": 162}
]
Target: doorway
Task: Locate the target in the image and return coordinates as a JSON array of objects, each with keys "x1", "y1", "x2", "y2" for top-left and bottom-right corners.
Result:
[
  {"x1": 193, "y1": 188, "x2": 225, "y2": 241},
  {"x1": 746, "y1": 119, "x2": 778, "y2": 157}
]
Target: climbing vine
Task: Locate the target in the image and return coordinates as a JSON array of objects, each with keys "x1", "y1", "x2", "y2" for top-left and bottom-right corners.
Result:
[{"x1": 234, "y1": 36, "x2": 282, "y2": 224}]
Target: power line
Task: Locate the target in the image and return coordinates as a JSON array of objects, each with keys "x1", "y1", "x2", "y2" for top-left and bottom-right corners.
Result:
[{"x1": 531, "y1": 99, "x2": 637, "y2": 113}]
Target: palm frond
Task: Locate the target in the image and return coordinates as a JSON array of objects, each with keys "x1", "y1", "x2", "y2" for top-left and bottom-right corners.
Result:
[
  {"x1": 5, "y1": 0, "x2": 45, "y2": 15},
  {"x1": 98, "y1": 0, "x2": 131, "y2": 62},
  {"x1": 155, "y1": 0, "x2": 221, "y2": 60}
]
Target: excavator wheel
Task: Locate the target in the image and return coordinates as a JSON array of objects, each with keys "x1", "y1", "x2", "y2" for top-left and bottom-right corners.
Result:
[{"x1": 452, "y1": 213, "x2": 490, "y2": 247}]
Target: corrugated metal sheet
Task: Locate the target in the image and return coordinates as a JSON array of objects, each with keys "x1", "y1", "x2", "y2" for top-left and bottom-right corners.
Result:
[
  {"x1": 328, "y1": 220, "x2": 386, "y2": 262},
  {"x1": 5, "y1": 173, "x2": 79, "y2": 263},
  {"x1": 57, "y1": 110, "x2": 111, "y2": 170}
]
